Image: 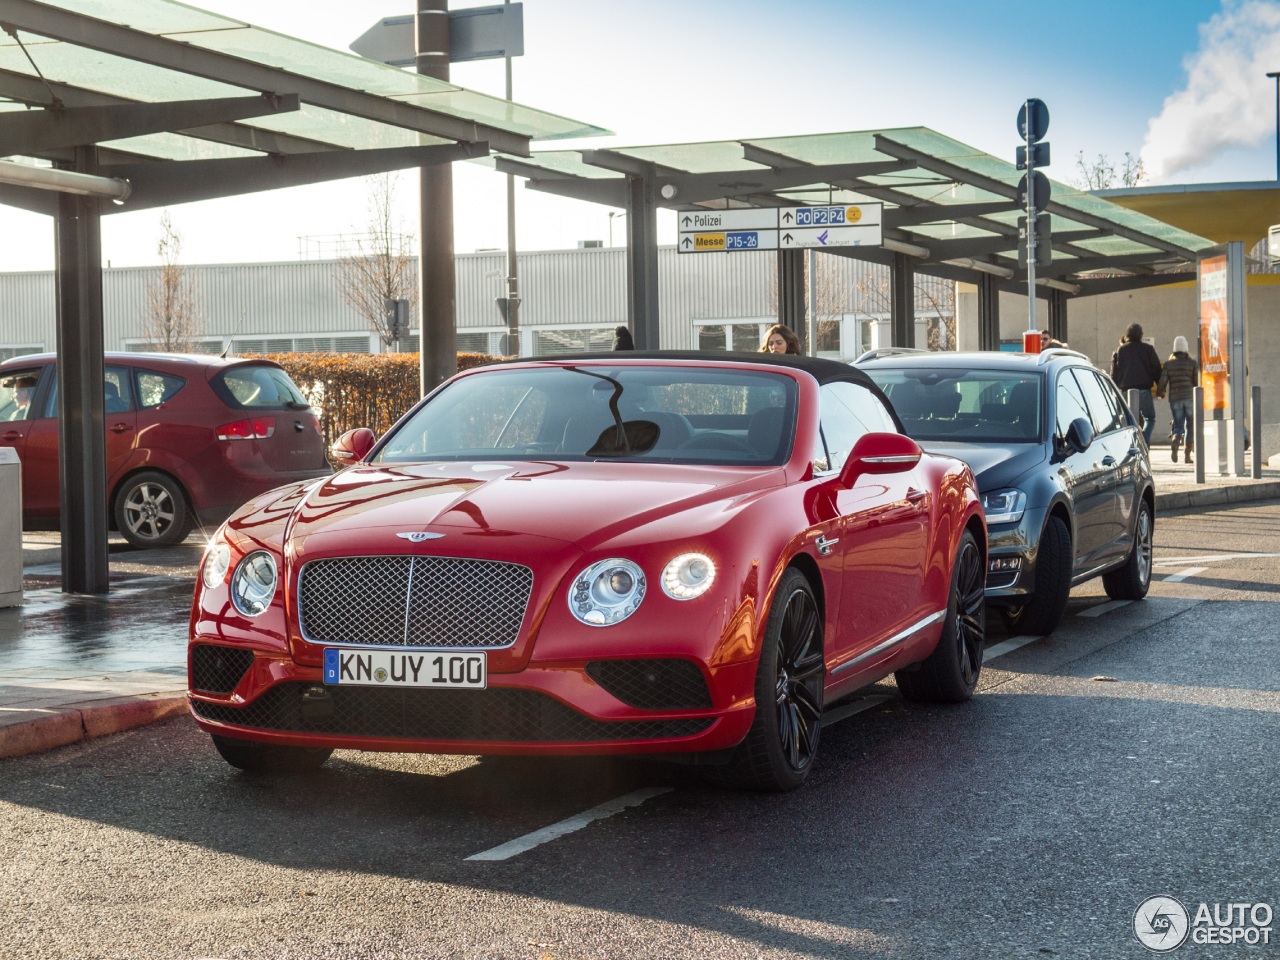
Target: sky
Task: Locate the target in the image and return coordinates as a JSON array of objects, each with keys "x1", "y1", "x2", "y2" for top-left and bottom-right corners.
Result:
[{"x1": 4, "y1": 0, "x2": 1280, "y2": 270}]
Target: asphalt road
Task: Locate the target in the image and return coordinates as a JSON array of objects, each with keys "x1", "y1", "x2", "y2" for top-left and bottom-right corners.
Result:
[{"x1": 2, "y1": 503, "x2": 1278, "y2": 959}]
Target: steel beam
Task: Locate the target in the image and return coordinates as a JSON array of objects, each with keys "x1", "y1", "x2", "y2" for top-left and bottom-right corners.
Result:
[
  {"x1": 777, "y1": 248, "x2": 806, "y2": 333},
  {"x1": 99, "y1": 141, "x2": 487, "y2": 212},
  {"x1": 1048, "y1": 289, "x2": 1068, "y2": 343},
  {"x1": 977, "y1": 272, "x2": 1000, "y2": 350},
  {"x1": 625, "y1": 173, "x2": 660, "y2": 349},
  {"x1": 53, "y1": 147, "x2": 109, "y2": 594},
  {"x1": 0, "y1": 94, "x2": 299, "y2": 156},
  {"x1": 890, "y1": 252, "x2": 916, "y2": 348}
]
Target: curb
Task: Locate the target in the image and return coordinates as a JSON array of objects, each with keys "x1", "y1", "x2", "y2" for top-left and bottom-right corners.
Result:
[
  {"x1": 1154, "y1": 481, "x2": 1280, "y2": 513},
  {"x1": 0, "y1": 693, "x2": 189, "y2": 760}
]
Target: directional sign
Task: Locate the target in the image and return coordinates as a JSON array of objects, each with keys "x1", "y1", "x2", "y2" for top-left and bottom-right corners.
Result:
[
  {"x1": 678, "y1": 209, "x2": 778, "y2": 232},
  {"x1": 678, "y1": 203, "x2": 883, "y2": 253},
  {"x1": 779, "y1": 225, "x2": 881, "y2": 249}
]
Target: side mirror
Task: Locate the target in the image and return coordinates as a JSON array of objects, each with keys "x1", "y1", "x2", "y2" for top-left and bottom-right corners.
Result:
[
  {"x1": 331, "y1": 427, "x2": 376, "y2": 467},
  {"x1": 1064, "y1": 416, "x2": 1094, "y2": 454},
  {"x1": 838, "y1": 432, "x2": 923, "y2": 487}
]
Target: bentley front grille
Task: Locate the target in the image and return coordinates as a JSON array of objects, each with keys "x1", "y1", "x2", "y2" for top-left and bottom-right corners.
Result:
[{"x1": 298, "y1": 555, "x2": 533, "y2": 649}]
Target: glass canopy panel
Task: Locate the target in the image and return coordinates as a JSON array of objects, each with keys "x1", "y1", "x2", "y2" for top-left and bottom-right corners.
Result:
[
  {"x1": 36, "y1": 0, "x2": 246, "y2": 34},
  {"x1": 99, "y1": 131, "x2": 259, "y2": 161},
  {"x1": 523, "y1": 152, "x2": 626, "y2": 178},
  {"x1": 390, "y1": 91, "x2": 602, "y2": 141},
  {"x1": 243, "y1": 106, "x2": 447, "y2": 151},
  {"x1": 908, "y1": 223, "x2": 1008, "y2": 241},
  {"x1": 615, "y1": 141, "x2": 765, "y2": 174},
  {"x1": 747, "y1": 130, "x2": 900, "y2": 166}
]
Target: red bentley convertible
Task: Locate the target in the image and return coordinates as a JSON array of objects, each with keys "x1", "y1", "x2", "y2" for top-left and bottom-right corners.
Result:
[{"x1": 188, "y1": 353, "x2": 986, "y2": 790}]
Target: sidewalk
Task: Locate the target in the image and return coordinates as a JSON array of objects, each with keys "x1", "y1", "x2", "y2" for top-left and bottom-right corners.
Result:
[{"x1": 2, "y1": 449, "x2": 1279, "y2": 762}]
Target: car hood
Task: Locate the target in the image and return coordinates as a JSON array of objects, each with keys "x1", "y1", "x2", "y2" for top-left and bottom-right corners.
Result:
[
  {"x1": 916, "y1": 441, "x2": 1047, "y2": 493},
  {"x1": 270, "y1": 460, "x2": 783, "y2": 554}
]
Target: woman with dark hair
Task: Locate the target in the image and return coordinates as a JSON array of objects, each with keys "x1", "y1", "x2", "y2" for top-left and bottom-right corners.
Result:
[
  {"x1": 760, "y1": 324, "x2": 801, "y2": 355},
  {"x1": 1110, "y1": 322, "x2": 1163, "y2": 445},
  {"x1": 612, "y1": 325, "x2": 635, "y2": 350}
]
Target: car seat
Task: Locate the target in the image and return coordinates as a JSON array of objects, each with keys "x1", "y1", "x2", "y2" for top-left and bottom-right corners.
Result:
[
  {"x1": 104, "y1": 381, "x2": 129, "y2": 414},
  {"x1": 747, "y1": 406, "x2": 787, "y2": 458}
]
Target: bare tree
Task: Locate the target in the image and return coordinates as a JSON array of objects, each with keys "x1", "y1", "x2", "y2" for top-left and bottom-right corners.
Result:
[
  {"x1": 334, "y1": 173, "x2": 418, "y2": 349},
  {"x1": 1072, "y1": 150, "x2": 1146, "y2": 190},
  {"x1": 141, "y1": 210, "x2": 202, "y2": 351}
]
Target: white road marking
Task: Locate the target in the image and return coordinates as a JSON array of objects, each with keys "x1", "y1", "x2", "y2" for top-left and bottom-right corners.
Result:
[
  {"x1": 983, "y1": 635, "x2": 1042, "y2": 662},
  {"x1": 1162, "y1": 566, "x2": 1207, "y2": 583},
  {"x1": 465, "y1": 787, "x2": 672, "y2": 862},
  {"x1": 1155, "y1": 552, "x2": 1280, "y2": 566},
  {"x1": 1077, "y1": 600, "x2": 1132, "y2": 618}
]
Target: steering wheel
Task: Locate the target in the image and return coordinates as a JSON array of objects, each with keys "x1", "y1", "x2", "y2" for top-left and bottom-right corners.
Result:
[{"x1": 677, "y1": 432, "x2": 756, "y2": 454}]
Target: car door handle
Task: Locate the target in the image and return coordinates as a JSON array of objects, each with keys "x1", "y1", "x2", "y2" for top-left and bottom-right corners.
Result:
[
  {"x1": 815, "y1": 534, "x2": 840, "y2": 556},
  {"x1": 109, "y1": 423, "x2": 132, "y2": 434},
  {"x1": 2, "y1": 430, "x2": 20, "y2": 442},
  {"x1": 906, "y1": 488, "x2": 928, "y2": 503}
]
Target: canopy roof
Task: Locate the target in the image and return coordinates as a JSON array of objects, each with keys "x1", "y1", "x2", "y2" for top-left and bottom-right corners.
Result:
[
  {"x1": 496, "y1": 127, "x2": 1218, "y2": 295},
  {"x1": 1098, "y1": 181, "x2": 1280, "y2": 247},
  {"x1": 0, "y1": 0, "x2": 608, "y2": 214}
]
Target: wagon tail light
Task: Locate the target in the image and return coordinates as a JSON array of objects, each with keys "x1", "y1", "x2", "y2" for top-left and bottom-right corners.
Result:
[{"x1": 216, "y1": 416, "x2": 276, "y2": 440}]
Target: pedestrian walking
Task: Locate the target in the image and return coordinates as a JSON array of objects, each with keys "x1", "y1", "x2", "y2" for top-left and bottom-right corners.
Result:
[
  {"x1": 1110, "y1": 323, "x2": 1163, "y2": 445},
  {"x1": 1157, "y1": 334, "x2": 1198, "y2": 463}
]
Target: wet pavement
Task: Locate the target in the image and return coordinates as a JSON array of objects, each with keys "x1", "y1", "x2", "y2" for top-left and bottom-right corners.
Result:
[{"x1": 1, "y1": 446, "x2": 1278, "y2": 760}]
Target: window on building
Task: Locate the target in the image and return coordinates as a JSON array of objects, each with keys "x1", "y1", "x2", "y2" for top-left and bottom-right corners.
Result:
[{"x1": 0, "y1": 345, "x2": 44, "y2": 362}]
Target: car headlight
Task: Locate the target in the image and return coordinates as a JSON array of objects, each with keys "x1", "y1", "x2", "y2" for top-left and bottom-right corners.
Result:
[
  {"x1": 230, "y1": 550, "x2": 278, "y2": 617},
  {"x1": 569, "y1": 558, "x2": 646, "y2": 626},
  {"x1": 982, "y1": 488, "x2": 1028, "y2": 525},
  {"x1": 202, "y1": 541, "x2": 231, "y2": 589},
  {"x1": 661, "y1": 552, "x2": 716, "y2": 600}
]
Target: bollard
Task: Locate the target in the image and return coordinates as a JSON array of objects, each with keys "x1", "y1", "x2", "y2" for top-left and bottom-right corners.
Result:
[
  {"x1": 1193, "y1": 386, "x2": 1205, "y2": 485},
  {"x1": 1126, "y1": 388, "x2": 1143, "y2": 444},
  {"x1": 1252, "y1": 384, "x2": 1262, "y2": 480}
]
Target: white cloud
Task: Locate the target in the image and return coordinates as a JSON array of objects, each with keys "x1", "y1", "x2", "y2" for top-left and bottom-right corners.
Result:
[{"x1": 1142, "y1": 0, "x2": 1280, "y2": 181}]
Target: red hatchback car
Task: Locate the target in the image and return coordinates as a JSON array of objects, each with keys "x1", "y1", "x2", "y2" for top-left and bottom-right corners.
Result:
[
  {"x1": 0, "y1": 352, "x2": 331, "y2": 548},
  {"x1": 188, "y1": 353, "x2": 986, "y2": 791}
]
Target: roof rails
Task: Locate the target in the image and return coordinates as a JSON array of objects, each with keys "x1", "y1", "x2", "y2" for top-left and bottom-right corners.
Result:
[
  {"x1": 853, "y1": 347, "x2": 927, "y2": 363},
  {"x1": 1036, "y1": 348, "x2": 1092, "y2": 364}
]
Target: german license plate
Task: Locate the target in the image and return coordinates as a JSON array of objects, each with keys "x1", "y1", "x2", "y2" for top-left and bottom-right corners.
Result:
[{"x1": 323, "y1": 649, "x2": 486, "y2": 689}]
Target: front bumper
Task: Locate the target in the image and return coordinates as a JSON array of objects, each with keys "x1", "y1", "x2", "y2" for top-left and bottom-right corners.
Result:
[
  {"x1": 187, "y1": 644, "x2": 758, "y2": 757},
  {"x1": 981, "y1": 507, "x2": 1047, "y2": 605}
]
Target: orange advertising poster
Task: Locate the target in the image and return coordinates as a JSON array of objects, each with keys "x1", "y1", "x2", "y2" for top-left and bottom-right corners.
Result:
[{"x1": 1199, "y1": 255, "x2": 1229, "y2": 413}]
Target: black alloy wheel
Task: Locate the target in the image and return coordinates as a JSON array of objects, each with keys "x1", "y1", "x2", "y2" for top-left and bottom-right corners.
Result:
[
  {"x1": 896, "y1": 529, "x2": 985, "y2": 702},
  {"x1": 1001, "y1": 514, "x2": 1072, "y2": 636},
  {"x1": 720, "y1": 568, "x2": 825, "y2": 791},
  {"x1": 1103, "y1": 498, "x2": 1154, "y2": 600}
]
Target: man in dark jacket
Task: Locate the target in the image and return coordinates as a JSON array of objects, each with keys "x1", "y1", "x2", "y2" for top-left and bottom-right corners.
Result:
[
  {"x1": 1110, "y1": 323, "x2": 1163, "y2": 445},
  {"x1": 1157, "y1": 335, "x2": 1198, "y2": 463}
]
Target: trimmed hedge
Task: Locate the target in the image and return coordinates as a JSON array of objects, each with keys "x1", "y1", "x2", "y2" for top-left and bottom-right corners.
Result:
[{"x1": 247, "y1": 351, "x2": 502, "y2": 452}]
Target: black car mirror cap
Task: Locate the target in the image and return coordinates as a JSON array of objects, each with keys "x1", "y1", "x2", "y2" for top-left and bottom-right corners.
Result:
[
  {"x1": 839, "y1": 432, "x2": 923, "y2": 487},
  {"x1": 1065, "y1": 417, "x2": 1094, "y2": 454}
]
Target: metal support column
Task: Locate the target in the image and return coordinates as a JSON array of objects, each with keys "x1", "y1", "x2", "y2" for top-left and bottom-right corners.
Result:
[
  {"x1": 1048, "y1": 288, "x2": 1068, "y2": 344},
  {"x1": 624, "y1": 173, "x2": 659, "y2": 349},
  {"x1": 54, "y1": 147, "x2": 109, "y2": 594},
  {"x1": 777, "y1": 248, "x2": 805, "y2": 334},
  {"x1": 890, "y1": 251, "x2": 915, "y2": 348},
  {"x1": 417, "y1": 0, "x2": 456, "y2": 392},
  {"x1": 977, "y1": 273, "x2": 1000, "y2": 351}
]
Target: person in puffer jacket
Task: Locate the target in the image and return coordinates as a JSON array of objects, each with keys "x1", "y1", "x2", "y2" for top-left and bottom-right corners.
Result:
[
  {"x1": 1157, "y1": 335, "x2": 1198, "y2": 463},
  {"x1": 1111, "y1": 323, "x2": 1163, "y2": 444}
]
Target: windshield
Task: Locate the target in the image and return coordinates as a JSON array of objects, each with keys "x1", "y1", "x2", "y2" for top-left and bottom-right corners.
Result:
[
  {"x1": 866, "y1": 368, "x2": 1042, "y2": 443},
  {"x1": 373, "y1": 365, "x2": 799, "y2": 466}
]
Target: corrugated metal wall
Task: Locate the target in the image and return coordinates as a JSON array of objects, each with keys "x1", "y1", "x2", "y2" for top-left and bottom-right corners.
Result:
[{"x1": 0, "y1": 246, "x2": 952, "y2": 356}]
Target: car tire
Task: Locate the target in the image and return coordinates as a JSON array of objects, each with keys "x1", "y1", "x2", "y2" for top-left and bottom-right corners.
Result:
[
  {"x1": 114, "y1": 470, "x2": 192, "y2": 548},
  {"x1": 211, "y1": 734, "x2": 332, "y2": 773},
  {"x1": 1102, "y1": 498, "x2": 1153, "y2": 601},
  {"x1": 1002, "y1": 515, "x2": 1072, "y2": 636},
  {"x1": 896, "y1": 530, "x2": 985, "y2": 703},
  {"x1": 720, "y1": 569, "x2": 825, "y2": 792}
]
